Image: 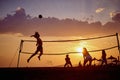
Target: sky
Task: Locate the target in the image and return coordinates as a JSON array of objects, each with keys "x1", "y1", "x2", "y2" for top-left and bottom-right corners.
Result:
[
  {"x1": 0, "y1": 0, "x2": 120, "y2": 24},
  {"x1": 0, "y1": 0, "x2": 120, "y2": 67}
]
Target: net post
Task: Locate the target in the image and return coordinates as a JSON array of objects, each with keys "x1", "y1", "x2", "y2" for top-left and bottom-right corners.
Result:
[
  {"x1": 17, "y1": 40, "x2": 23, "y2": 68},
  {"x1": 116, "y1": 33, "x2": 120, "y2": 54}
]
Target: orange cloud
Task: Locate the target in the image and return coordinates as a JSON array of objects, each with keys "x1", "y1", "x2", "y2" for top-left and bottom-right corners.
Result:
[{"x1": 0, "y1": 7, "x2": 120, "y2": 36}]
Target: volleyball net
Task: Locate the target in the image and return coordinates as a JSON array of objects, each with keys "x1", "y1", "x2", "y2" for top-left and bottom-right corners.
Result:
[{"x1": 17, "y1": 33, "x2": 120, "y2": 67}]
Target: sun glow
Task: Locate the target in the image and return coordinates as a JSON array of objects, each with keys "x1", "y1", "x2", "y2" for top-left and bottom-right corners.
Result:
[
  {"x1": 76, "y1": 47, "x2": 83, "y2": 56},
  {"x1": 75, "y1": 41, "x2": 88, "y2": 56}
]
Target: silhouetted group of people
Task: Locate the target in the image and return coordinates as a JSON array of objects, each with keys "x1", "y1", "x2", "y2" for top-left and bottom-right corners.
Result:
[
  {"x1": 82, "y1": 48, "x2": 107, "y2": 66},
  {"x1": 64, "y1": 47, "x2": 93, "y2": 67},
  {"x1": 64, "y1": 48, "x2": 108, "y2": 67},
  {"x1": 27, "y1": 32, "x2": 108, "y2": 67}
]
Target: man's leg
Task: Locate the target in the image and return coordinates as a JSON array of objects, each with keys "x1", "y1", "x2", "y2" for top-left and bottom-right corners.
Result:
[
  {"x1": 89, "y1": 59, "x2": 92, "y2": 66},
  {"x1": 84, "y1": 59, "x2": 87, "y2": 66},
  {"x1": 38, "y1": 47, "x2": 43, "y2": 60},
  {"x1": 64, "y1": 63, "x2": 67, "y2": 67},
  {"x1": 27, "y1": 50, "x2": 38, "y2": 63},
  {"x1": 70, "y1": 62, "x2": 73, "y2": 67}
]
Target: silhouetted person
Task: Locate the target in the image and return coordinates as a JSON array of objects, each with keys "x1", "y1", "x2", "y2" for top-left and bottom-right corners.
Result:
[
  {"x1": 64, "y1": 54, "x2": 72, "y2": 67},
  {"x1": 82, "y1": 47, "x2": 92, "y2": 66},
  {"x1": 78, "y1": 61, "x2": 82, "y2": 67},
  {"x1": 101, "y1": 50, "x2": 107, "y2": 65},
  {"x1": 27, "y1": 32, "x2": 43, "y2": 63}
]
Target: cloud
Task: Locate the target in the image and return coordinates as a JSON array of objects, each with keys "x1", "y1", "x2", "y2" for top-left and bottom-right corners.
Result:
[
  {"x1": 95, "y1": 8, "x2": 105, "y2": 13},
  {"x1": 0, "y1": 7, "x2": 120, "y2": 36},
  {"x1": 13, "y1": 33, "x2": 24, "y2": 37},
  {"x1": 111, "y1": 11, "x2": 120, "y2": 22},
  {"x1": 16, "y1": 7, "x2": 23, "y2": 11},
  {"x1": 0, "y1": 33, "x2": 24, "y2": 37},
  {"x1": 109, "y1": 11, "x2": 116, "y2": 18}
]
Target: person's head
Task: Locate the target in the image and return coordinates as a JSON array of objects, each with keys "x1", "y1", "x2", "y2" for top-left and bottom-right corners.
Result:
[
  {"x1": 102, "y1": 50, "x2": 106, "y2": 55},
  {"x1": 35, "y1": 32, "x2": 40, "y2": 38},
  {"x1": 66, "y1": 54, "x2": 69, "y2": 57},
  {"x1": 31, "y1": 32, "x2": 40, "y2": 38},
  {"x1": 83, "y1": 47, "x2": 87, "y2": 53},
  {"x1": 82, "y1": 47, "x2": 89, "y2": 55}
]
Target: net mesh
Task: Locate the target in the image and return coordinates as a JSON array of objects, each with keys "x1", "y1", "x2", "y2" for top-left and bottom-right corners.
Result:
[
  {"x1": 18, "y1": 33, "x2": 120, "y2": 67},
  {"x1": 20, "y1": 34, "x2": 118, "y2": 55}
]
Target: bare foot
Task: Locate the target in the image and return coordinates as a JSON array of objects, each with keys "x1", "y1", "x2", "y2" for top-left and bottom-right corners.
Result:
[{"x1": 27, "y1": 59, "x2": 30, "y2": 63}]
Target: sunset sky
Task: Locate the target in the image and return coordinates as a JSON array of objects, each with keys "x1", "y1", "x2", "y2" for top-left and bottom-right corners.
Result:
[
  {"x1": 0, "y1": 0, "x2": 120, "y2": 24},
  {"x1": 0, "y1": 0, "x2": 120, "y2": 67}
]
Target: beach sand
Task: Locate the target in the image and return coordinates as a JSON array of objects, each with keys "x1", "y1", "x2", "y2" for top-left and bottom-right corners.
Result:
[{"x1": 0, "y1": 65, "x2": 120, "y2": 80}]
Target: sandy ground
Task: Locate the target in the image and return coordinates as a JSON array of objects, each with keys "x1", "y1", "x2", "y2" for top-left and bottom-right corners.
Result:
[{"x1": 0, "y1": 65, "x2": 120, "y2": 80}]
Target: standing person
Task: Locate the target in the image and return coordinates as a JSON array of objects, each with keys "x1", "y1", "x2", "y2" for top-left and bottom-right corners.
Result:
[
  {"x1": 101, "y1": 50, "x2": 107, "y2": 65},
  {"x1": 64, "y1": 54, "x2": 72, "y2": 67},
  {"x1": 27, "y1": 32, "x2": 43, "y2": 63},
  {"x1": 82, "y1": 47, "x2": 92, "y2": 66}
]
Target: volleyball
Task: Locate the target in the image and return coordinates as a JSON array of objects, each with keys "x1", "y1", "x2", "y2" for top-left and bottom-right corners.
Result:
[{"x1": 39, "y1": 14, "x2": 42, "y2": 19}]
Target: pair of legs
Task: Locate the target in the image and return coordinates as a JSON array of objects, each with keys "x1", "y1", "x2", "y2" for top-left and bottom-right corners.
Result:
[
  {"x1": 27, "y1": 46, "x2": 43, "y2": 63},
  {"x1": 64, "y1": 62, "x2": 72, "y2": 67},
  {"x1": 84, "y1": 57, "x2": 92, "y2": 66},
  {"x1": 101, "y1": 59, "x2": 107, "y2": 65}
]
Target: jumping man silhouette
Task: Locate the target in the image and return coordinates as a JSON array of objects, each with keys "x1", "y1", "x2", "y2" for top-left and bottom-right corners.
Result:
[{"x1": 27, "y1": 32, "x2": 43, "y2": 63}]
